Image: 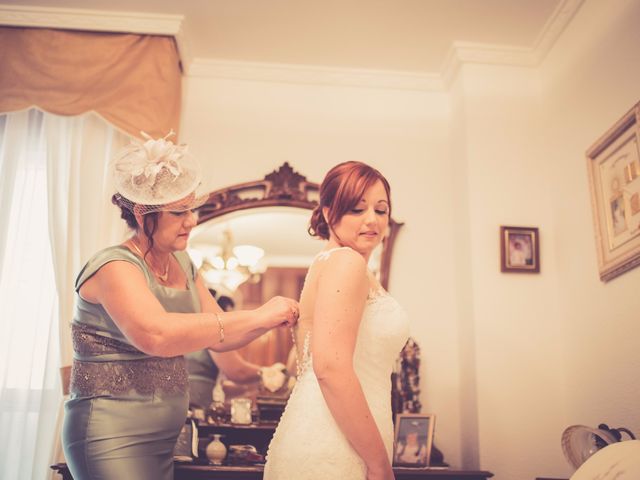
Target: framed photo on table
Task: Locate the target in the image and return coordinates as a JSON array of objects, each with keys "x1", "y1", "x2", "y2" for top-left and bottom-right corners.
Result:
[
  {"x1": 173, "y1": 418, "x2": 198, "y2": 462},
  {"x1": 393, "y1": 413, "x2": 435, "y2": 467},
  {"x1": 586, "y1": 101, "x2": 640, "y2": 281},
  {"x1": 500, "y1": 226, "x2": 540, "y2": 273}
]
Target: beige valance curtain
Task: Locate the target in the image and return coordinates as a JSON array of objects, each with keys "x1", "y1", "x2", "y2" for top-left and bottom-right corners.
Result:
[{"x1": 0, "y1": 27, "x2": 182, "y2": 139}]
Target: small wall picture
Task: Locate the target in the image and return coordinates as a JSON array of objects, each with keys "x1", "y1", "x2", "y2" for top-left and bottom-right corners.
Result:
[
  {"x1": 393, "y1": 413, "x2": 435, "y2": 467},
  {"x1": 500, "y1": 226, "x2": 540, "y2": 273}
]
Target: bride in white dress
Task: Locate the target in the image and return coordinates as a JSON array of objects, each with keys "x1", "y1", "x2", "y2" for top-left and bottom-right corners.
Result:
[{"x1": 264, "y1": 161, "x2": 410, "y2": 480}]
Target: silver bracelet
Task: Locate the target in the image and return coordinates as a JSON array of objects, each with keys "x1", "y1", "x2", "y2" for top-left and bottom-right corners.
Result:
[{"x1": 215, "y1": 312, "x2": 225, "y2": 343}]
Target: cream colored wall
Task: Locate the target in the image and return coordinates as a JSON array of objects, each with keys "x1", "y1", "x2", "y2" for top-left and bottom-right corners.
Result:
[
  {"x1": 453, "y1": 0, "x2": 640, "y2": 478},
  {"x1": 180, "y1": 0, "x2": 640, "y2": 477},
  {"x1": 180, "y1": 78, "x2": 464, "y2": 466},
  {"x1": 540, "y1": 0, "x2": 640, "y2": 464},
  {"x1": 452, "y1": 63, "x2": 569, "y2": 479}
]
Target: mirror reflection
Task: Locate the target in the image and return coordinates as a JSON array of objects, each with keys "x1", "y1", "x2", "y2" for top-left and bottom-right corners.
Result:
[{"x1": 188, "y1": 208, "x2": 315, "y2": 369}]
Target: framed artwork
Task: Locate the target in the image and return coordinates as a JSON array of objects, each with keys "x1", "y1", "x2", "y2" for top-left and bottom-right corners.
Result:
[
  {"x1": 586, "y1": 101, "x2": 640, "y2": 281},
  {"x1": 500, "y1": 226, "x2": 540, "y2": 273},
  {"x1": 393, "y1": 413, "x2": 435, "y2": 467},
  {"x1": 173, "y1": 418, "x2": 198, "y2": 461}
]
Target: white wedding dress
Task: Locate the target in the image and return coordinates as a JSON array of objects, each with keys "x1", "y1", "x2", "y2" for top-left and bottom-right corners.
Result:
[{"x1": 264, "y1": 247, "x2": 410, "y2": 479}]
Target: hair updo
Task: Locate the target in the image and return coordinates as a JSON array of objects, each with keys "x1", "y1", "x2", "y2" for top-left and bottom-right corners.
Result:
[
  {"x1": 308, "y1": 161, "x2": 391, "y2": 240},
  {"x1": 111, "y1": 194, "x2": 160, "y2": 255}
]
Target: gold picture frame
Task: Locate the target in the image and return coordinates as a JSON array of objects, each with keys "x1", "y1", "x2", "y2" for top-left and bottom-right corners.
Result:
[
  {"x1": 393, "y1": 413, "x2": 435, "y2": 467},
  {"x1": 500, "y1": 226, "x2": 540, "y2": 273},
  {"x1": 586, "y1": 101, "x2": 640, "y2": 281}
]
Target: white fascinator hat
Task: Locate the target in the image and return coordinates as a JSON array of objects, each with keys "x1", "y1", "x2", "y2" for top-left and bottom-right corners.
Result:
[{"x1": 111, "y1": 131, "x2": 208, "y2": 215}]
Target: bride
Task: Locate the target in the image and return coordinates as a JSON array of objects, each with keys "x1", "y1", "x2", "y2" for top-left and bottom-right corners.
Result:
[{"x1": 264, "y1": 161, "x2": 410, "y2": 480}]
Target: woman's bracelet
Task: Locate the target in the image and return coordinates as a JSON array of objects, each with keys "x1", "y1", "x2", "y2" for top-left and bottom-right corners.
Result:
[{"x1": 215, "y1": 312, "x2": 225, "y2": 343}]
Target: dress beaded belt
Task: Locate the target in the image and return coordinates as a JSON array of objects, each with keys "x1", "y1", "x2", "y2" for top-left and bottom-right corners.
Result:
[{"x1": 69, "y1": 322, "x2": 188, "y2": 397}]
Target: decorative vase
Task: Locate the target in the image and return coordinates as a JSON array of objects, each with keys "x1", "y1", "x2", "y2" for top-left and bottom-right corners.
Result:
[{"x1": 206, "y1": 434, "x2": 227, "y2": 465}]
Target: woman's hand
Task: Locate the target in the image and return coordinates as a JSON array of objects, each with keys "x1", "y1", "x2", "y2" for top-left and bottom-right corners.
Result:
[{"x1": 256, "y1": 296, "x2": 299, "y2": 328}]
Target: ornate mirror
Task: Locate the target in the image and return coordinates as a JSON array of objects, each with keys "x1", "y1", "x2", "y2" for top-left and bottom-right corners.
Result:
[{"x1": 190, "y1": 163, "x2": 402, "y2": 366}]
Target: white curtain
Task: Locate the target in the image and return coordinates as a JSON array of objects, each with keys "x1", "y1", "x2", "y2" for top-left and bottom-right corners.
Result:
[
  {"x1": 0, "y1": 108, "x2": 130, "y2": 480},
  {"x1": 44, "y1": 112, "x2": 130, "y2": 366}
]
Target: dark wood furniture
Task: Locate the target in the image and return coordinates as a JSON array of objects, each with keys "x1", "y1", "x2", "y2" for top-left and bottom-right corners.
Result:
[
  {"x1": 53, "y1": 414, "x2": 494, "y2": 480},
  {"x1": 52, "y1": 463, "x2": 493, "y2": 480},
  {"x1": 196, "y1": 422, "x2": 276, "y2": 458}
]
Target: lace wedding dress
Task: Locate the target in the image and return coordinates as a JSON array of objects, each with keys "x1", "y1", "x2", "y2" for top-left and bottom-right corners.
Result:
[{"x1": 264, "y1": 247, "x2": 410, "y2": 479}]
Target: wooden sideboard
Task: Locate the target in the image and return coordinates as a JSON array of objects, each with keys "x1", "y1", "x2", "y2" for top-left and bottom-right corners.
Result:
[
  {"x1": 52, "y1": 421, "x2": 494, "y2": 480},
  {"x1": 52, "y1": 462, "x2": 493, "y2": 480}
]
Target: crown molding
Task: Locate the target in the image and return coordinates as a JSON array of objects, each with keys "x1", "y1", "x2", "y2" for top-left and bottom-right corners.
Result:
[
  {"x1": 188, "y1": 59, "x2": 444, "y2": 91},
  {"x1": 188, "y1": 0, "x2": 583, "y2": 90},
  {"x1": 0, "y1": 4, "x2": 183, "y2": 34},
  {"x1": 440, "y1": 0, "x2": 584, "y2": 87},
  {"x1": 530, "y1": 0, "x2": 585, "y2": 63},
  {"x1": 440, "y1": 42, "x2": 535, "y2": 87}
]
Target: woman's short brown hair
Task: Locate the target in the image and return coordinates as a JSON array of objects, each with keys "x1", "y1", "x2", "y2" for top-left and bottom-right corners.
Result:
[{"x1": 309, "y1": 161, "x2": 391, "y2": 240}]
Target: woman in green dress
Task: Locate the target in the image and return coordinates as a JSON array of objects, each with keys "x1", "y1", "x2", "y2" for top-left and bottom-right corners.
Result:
[{"x1": 62, "y1": 133, "x2": 298, "y2": 480}]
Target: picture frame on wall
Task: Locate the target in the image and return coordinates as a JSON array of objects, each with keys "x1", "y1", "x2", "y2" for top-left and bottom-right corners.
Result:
[
  {"x1": 586, "y1": 101, "x2": 640, "y2": 282},
  {"x1": 393, "y1": 413, "x2": 436, "y2": 467},
  {"x1": 500, "y1": 226, "x2": 540, "y2": 273}
]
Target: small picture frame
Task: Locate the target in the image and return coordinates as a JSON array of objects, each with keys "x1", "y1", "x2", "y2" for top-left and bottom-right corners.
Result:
[
  {"x1": 393, "y1": 413, "x2": 435, "y2": 467},
  {"x1": 500, "y1": 226, "x2": 540, "y2": 273},
  {"x1": 586, "y1": 101, "x2": 640, "y2": 281},
  {"x1": 173, "y1": 418, "x2": 199, "y2": 461}
]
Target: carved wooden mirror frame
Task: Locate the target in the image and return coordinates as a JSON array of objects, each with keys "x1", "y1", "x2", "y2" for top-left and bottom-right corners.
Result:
[{"x1": 196, "y1": 162, "x2": 403, "y2": 289}]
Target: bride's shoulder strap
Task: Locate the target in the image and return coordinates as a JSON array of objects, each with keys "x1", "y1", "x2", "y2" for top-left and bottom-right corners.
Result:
[
  {"x1": 315, "y1": 247, "x2": 368, "y2": 285},
  {"x1": 306, "y1": 247, "x2": 365, "y2": 289},
  {"x1": 315, "y1": 246, "x2": 355, "y2": 262}
]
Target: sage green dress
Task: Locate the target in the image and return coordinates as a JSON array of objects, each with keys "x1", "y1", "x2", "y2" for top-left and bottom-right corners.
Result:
[{"x1": 62, "y1": 246, "x2": 200, "y2": 480}]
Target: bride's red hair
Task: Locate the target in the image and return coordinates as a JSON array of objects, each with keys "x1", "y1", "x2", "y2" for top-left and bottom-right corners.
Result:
[{"x1": 309, "y1": 161, "x2": 391, "y2": 240}]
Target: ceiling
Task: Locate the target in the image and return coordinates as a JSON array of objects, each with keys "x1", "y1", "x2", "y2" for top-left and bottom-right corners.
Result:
[{"x1": 1, "y1": 0, "x2": 567, "y2": 74}]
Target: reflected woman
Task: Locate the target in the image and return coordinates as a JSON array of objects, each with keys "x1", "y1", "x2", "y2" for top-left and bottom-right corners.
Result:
[
  {"x1": 186, "y1": 294, "x2": 287, "y2": 409},
  {"x1": 264, "y1": 161, "x2": 409, "y2": 480}
]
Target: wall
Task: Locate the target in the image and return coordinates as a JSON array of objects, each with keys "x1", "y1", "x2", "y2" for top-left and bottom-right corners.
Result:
[
  {"x1": 452, "y1": 63, "x2": 568, "y2": 479},
  {"x1": 539, "y1": 0, "x2": 640, "y2": 472},
  {"x1": 454, "y1": 0, "x2": 640, "y2": 478}
]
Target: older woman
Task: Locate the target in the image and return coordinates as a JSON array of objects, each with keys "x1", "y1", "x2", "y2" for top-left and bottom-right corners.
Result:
[{"x1": 62, "y1": 133, "x2": 298, "y2": 480}]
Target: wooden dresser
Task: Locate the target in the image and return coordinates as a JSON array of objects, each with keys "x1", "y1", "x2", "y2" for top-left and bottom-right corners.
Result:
[{"x1": 52, "y1": 422, "x2": 494, "y2": 480}]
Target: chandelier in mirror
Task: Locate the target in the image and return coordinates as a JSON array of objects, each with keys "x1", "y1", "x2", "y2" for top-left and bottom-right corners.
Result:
[{"x1": 190, "y1": 229, "x2": 266, "y2": 293}]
